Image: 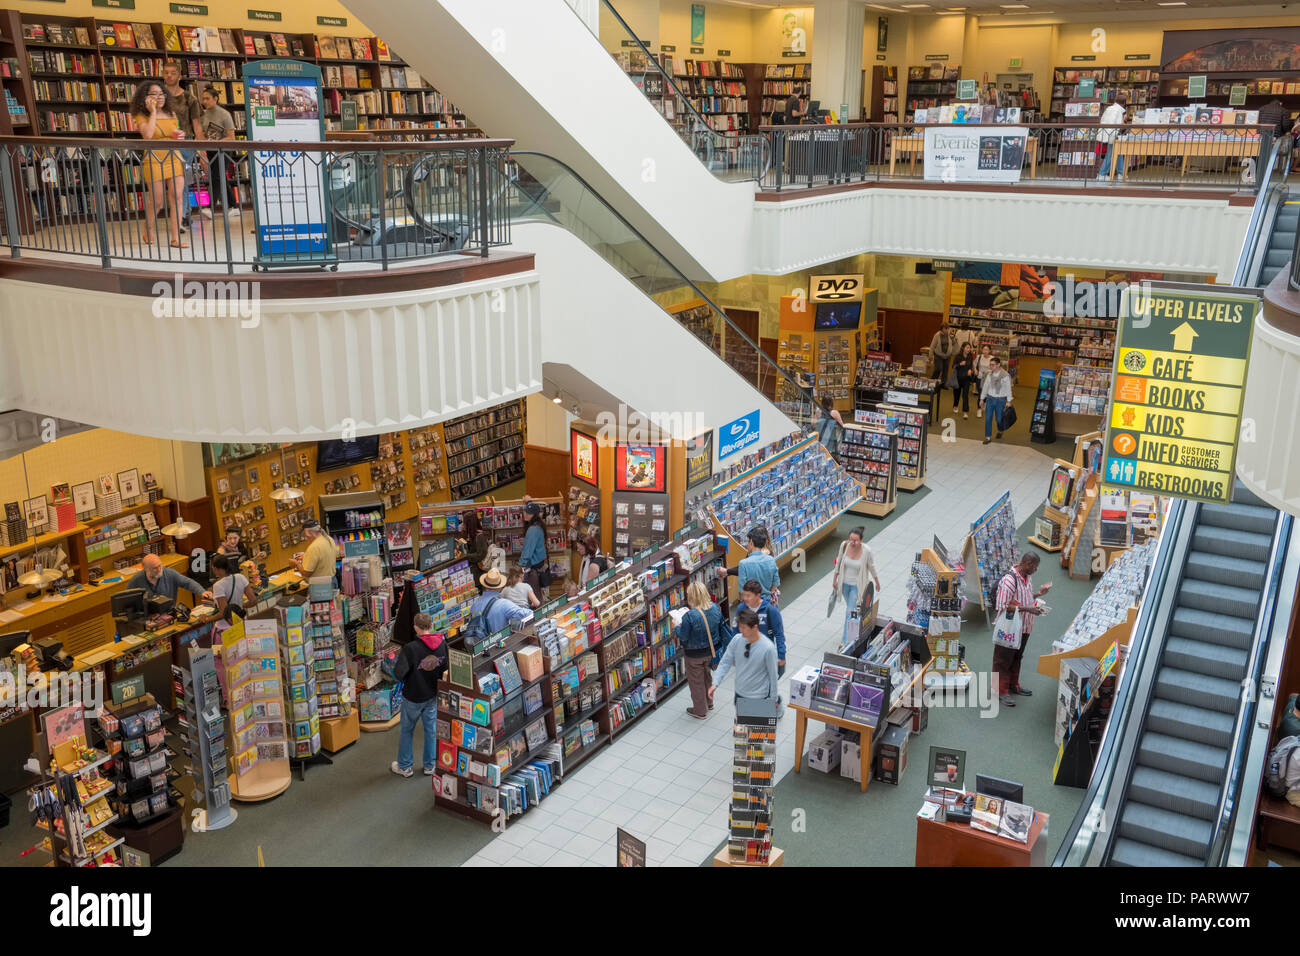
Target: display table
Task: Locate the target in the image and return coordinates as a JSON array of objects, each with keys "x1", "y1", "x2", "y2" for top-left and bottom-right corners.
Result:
[
  {"x1": 916, "y1": 809, "x2": 1049, "y2": 866},
  {"x1": 1108, "y1": 133, "x2": 1260, "y2": 180},
  {"x1": 790, "y1": 662, "x2": 929, "y2": 793},
  {"x1": 890, "y1": 134, "x2": 1039, "y2": 178}
]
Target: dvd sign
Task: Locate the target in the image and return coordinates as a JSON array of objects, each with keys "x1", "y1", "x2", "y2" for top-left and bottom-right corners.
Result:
[
  {"x1": 810, "y1": 274, "x2": 866, "y2": 302},
  {"x1": 719, "y1": 409, "x2": 761, "y2": 460}
]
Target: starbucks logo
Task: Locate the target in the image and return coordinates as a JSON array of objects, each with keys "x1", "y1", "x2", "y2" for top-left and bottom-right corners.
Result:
[{"x1": 1122, "y1": 350, "x2": 1146, "y2": 372}]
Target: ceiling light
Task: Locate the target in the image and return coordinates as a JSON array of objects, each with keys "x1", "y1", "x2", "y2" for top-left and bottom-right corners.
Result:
[
  {"x1": 162, "y1": 518, "x2": 201, "y2": 539},
  {"x1": 999, "y1": 3, "x2": 1029, "y2": 7},
  {"x1": 269, "y1": 485, "x2": 304, "y2": 503},
  {"x1": 1157, "y1": 1, "x2": 1187, "y2": 5},
  {"x1": 552, "y1": 393, "x2": 563, "y2": 404}
]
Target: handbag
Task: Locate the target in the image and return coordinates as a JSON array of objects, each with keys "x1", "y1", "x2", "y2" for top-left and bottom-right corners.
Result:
[
  {"x1": 992, "y1": 606, "x2": 1024, "y2": 649},
  {"x1": 1000, "y1": 403, "x2": 1018, "y2": 430}
]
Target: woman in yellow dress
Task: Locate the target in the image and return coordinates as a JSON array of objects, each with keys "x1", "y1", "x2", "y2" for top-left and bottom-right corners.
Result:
[{"x1": 129, "y1": 80, "x2": 188, "y2": 248}]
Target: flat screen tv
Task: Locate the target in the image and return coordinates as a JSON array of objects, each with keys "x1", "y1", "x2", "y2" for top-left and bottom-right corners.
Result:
[
  {"x1": 814, "y1": 301, "x2": 861, "y2": 330},
  {"x1": 316, "y1": 436, "x2": 381, "y2": 472}
]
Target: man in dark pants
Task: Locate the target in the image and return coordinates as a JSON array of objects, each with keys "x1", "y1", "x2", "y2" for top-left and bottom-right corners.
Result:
[{"x1": 993, "y1": 552, "x2": 1052, "y2": 708}]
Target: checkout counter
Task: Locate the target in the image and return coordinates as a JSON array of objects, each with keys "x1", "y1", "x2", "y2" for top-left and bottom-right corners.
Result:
[{"x1": 0, "y1": 559, "x2": 312, "y2": 795}]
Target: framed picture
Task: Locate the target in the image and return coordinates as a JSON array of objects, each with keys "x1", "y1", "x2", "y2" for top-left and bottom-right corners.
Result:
[
  {"x1": 98, "y1": 473, "x2": 117, "y2": 497},
  {"x1": 24, "y1": 495, "x2": 49, "y2": 529},
  {"x1": 216, "y1": 477, "x2": 231, "y2": 495},
  {"x1": 615, "y1": 443, "x2": 666, "y2": 493},
  {"x1": 141, "y1": 472, "x2": 157, "y2": 492},
  {"x1": 928, "y1": 745, "x2": 967, "y2": 792},
  {"x1": 117, "y1": 468, "x2": 140, "y2": 499},
  {"x1": 570, "y1": 431, "x2": 597, "y2": 486},
  {"x1": 685, "y1": 431, "x2": 713, "y2": 489},
  {"x1": 71, "y1": 483, "x2": 94, "y2": 512}
]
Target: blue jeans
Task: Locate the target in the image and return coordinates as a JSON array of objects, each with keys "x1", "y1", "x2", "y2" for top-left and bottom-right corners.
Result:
[
  {"x1": 397, "y1": 697, "x2": 437, "y2": 771},
  {"x1": 984, "y1": 397, "x2": 1007, "y2": 438},
  {"x1": 1097, "y1": 145, "x2": 1125, "y2": 178},
  {"x1": 842, "y1": 582, "x2": 859, "y2": 646}
]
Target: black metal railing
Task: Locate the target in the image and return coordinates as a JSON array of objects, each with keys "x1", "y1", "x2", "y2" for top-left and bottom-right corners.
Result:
[
  {"x1": 758, "y1": 122, "x2": 1272, "y2": 193},
  {"x1": 0, "y1": 135, "x2": 514, "y2": 272}
]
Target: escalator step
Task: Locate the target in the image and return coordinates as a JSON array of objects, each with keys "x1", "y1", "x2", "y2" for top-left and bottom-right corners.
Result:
[
  {"x1": 1137, "y1": 730, "x2": 1229, "y2": 784},
  {"x1": 1200, "y1": 500, "x2": 1278, "y2": 535},
  {"x1": 1231, "y1": 479, "x2": 1271, "y2": 509},
  {"x1": 1164, "y1": 636, "x2": 1250, "y2": 681},
  {"x1": 1118, "y1": 802, "x2": 1213, "y2": 860},
  {"x1": 1175, "y1": 578, "x2": 1262, "y2": 619},
  {"x1": 1155, "y1": 666, "x2": 1241, "y2": 714},
  {"x1": 1148, "y1": 698, "x2": 1235, "y2": 748},
  {"x1": 1184, "y1": 550, "x2": 1267, "y2": 590},
  {"x1": 1109, "y1": 836, "x2": 1204, "y2": 867},
  {"x1": 1129, "y1": 766, "x2": 1222, "y2": 821},
  {"x1": 1191, "y1": 525, "x2": 1273, "y2": 563},
  {"x1": 1169, "y1": 607, "x2": 1256, "y2": 650}
]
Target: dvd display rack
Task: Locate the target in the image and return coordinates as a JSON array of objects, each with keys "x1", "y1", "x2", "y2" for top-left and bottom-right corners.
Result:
[
  {"x1": 948, "y1": 303, "x2": 1115, "y2": 369},
  {"x1": 1030, "y1": 368, "x2": 1057, "y2": 444},
  {"x1": 859, "y1": 401, "x2": 929, "y2": 491},
  {"x1": 727, "y1": 708, "x2": 778, "y2": 864},
  {"x1": 838, "y1": 423, "x2": 898, "y2": 518}
]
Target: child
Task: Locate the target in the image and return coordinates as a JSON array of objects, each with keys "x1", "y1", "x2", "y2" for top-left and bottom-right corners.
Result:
[{"x1": 501, "y1": 565, "x2": 540, "y2": 609}]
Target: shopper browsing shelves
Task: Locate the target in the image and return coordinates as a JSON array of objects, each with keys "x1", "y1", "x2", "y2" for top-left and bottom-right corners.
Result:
[
  {"x1": 675, "y1": 580, "x2": 725, "y2": 719},
  {"x1": 817, "y1": 396, "x2": 845, "y2": 456},
  {"x1": 210, "y1": 554, "x2": 255, "y2": 622},
  {"x1": 1096, "y1": 93, "x2": 1129, "y2": 180},
  {"x1": 462, "y1": 510, "x2": 490, "y2": 590},
  {"x1": 739, "y1": 579, "x2": 786, "y2": 676},
  {"x1": 130, "y1": 80, "x2": 189, "y2": 248},
  {"x1": 215, "y1": 525, "x2": 246, "y2": 560},
  {"x1": 127, "y1": 553, "x2": 209, "y2": 603},
  {"x1": 929, "y1": 327, "x2": 956, "y2": 390},
  {"x1": 979, "y1": 356, "x2": 1013, "y2": 444},
  {"x1": 993, "y1": 552, "x2": 1051, "y2": 708},
  {"x1": 295, "y1": 519, "x2": 338, "y2": 579},
  {"x1": 519, "y1": 504, "x2": 548, "y2": 592},
  {"x1": 718, "y1": 527, "x2": 781, "y2": 605},
  {"x1": 709, "y1": 607, "x2": 780, "y2": 711},
  {"x1": 576, "y1": 534, "x2": 608, "y2": 585},
  {"x1": 160, "y1": 60, "x2": 207, "y2": 226},
  {"x1": 198, "y1": 85, "x2": 238, "y2": 217},
  {"x1": 831, "y1": 527, "x2": 881, "y2": 646},
  {"x1": 390, "y1": 613, "x2": 447, "y2": 778},
  {"x1": 975, "y1": 344, "x2": 994, "y2": 418},
  {"x1": 501, "y1": 566, "x2": 540, "y2": 610},
  {"x1": 468, "y1": 569, "x2": 532, "y2": 633},
  {"x1": 952, "y1": 343, "x2": 976, "y2": 419}
]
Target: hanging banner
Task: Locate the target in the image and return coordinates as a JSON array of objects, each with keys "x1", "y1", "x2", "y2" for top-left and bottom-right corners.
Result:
[
  {"x1": 1101, "y1": 285, "x2": 1258, "y2": 505},
  {"x1": 242, "y1": 58, "x2": 333, "y2": 265},
  {"x1": 691, "y1": 3, "x2": 705, "y2": 45},
  {"x1": 924, "y1": 126, "x2": 1028, "y2": 184}
]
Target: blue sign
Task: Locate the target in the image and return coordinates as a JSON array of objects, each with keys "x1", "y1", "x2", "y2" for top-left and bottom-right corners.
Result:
[{"x1": 718, "y1": 409, "x2": 760, "y2": 460}]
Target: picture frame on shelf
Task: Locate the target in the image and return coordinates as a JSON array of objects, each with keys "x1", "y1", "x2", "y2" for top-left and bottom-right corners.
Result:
[
  {"x1": 24, "y1": 495, "x2": 49, "y2": 531},
  {"x1": 615, "y1": 443, "x2": 667, "y2": 493},
  {"x1": 118, "y1": 468, "x2": 140, "y2": 500}
]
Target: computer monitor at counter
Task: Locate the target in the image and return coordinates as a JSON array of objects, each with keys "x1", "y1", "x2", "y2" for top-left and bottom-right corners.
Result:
[
  {"x1": 110, "y1": 588, "x2": 147, "y2": 620},
  {"x1": 975, "y1": 773, "x2": 1024, "y2": 804}
]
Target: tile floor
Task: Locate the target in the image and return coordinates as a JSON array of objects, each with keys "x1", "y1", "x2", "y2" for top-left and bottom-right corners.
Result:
[{"x1": 461, "y1": 434, "x2": 1056, "y2": 867}]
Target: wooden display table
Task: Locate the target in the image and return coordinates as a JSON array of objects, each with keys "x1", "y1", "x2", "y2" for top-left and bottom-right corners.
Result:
[
  {"x1": 790, "y1": 662, "x2": 929, "y2": 793},
  {"x1": 890, "y1": 134, "x2": 1039, "y2": 177},
  {"x1": 713, "y1": 846, "x2": 785, "y2": 867},
  {"x1": 916, "y1": 809, "x2": 1049, "y2": 866},
  {"x1": 1108, "y1": 133, "x2": 1260, "y2": 180}
]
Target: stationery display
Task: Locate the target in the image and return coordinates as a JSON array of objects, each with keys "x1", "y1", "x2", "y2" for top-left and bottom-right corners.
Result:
[
  {"x1": 173, "y1": 646, "x2": 233, "y2": 830},
  {"x1": 221, "y1": 616, "x2": 291, "y2": 785},
  {"x1": 961, "y1": 493, "x2": 1018, "y2": 613},
  {"x1": 729, "y1": 708, "x2": 778, "y2": 864}
]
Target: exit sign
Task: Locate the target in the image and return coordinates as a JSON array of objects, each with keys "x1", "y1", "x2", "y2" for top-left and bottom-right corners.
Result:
[{"x1": 1008, "y1": 57, "x2": 1022, "y2": 69}]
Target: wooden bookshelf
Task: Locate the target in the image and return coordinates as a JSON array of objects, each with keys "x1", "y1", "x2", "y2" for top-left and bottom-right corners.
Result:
[
  {"x1": 869, "y1": 64, "x2": 899, "y2": 124},
  {"x1": 905, "y1": 64, "x2": 958, "y2": 122},
  {"x1": 760, "y1": 62, "x2": 811, "y2": 123},
  {"x1": 1049, "y1": 66, "x2": 1158, "y2": 122}
]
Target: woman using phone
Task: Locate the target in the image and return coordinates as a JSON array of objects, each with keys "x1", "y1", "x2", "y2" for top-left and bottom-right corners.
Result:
[{"x1": 130, "y1": 79, "x2": 188, "y2": 248}]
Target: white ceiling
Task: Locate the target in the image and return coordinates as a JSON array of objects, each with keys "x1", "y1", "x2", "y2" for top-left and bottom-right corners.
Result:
[{"x1": 712, "y1": 0, "x2": 1298, "y2": 17}]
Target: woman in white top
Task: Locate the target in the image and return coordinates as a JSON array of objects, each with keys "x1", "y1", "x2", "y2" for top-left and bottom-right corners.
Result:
[
  {"x1": 974, "y1": 344, "x2": 994, "y2": 417},
  {"x1": 831, "y1": 527, "x2": 882, "y2": 647},
  {"x1": 211, "y1": 553, "x2": 255, "y2": 621},
  {"x1": 501, "y1": 565, "x2": 540, "y2": 609},
  {"x1": 979, "y1": 355, "x2": 1014, "y2": 444}
]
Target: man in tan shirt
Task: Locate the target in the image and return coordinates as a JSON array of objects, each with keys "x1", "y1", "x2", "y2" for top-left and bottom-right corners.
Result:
[{"x1": 295, "y1": 519, "x2": 337, "y2": 579}]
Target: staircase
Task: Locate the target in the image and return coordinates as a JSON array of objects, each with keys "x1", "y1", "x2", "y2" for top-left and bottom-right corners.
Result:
[
  {"x1": 1108, "y1": 482, "x2": 1279, "y2": 867},
  {"x1": 1258, "y1": 198, "x2": 1299, "y2": 287}
]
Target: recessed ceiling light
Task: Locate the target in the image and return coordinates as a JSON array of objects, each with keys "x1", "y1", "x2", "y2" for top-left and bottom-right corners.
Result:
[
  {"x1": 901, "y1": 3, "x2": 931, "y2": 7},
  {"x1": 1157, "y1": 1, "x2": 1187, "y2": 5},
  {"x1": 1000, "y1": 3, "x2": 1029, "y2": 7}
]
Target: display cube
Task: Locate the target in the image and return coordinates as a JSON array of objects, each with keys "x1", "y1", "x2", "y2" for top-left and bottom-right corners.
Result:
[
  {"x1": 789, "y1": 665, "x2": 820, "y2": 707},
  {"x1": 806, "y1": 730, "x2": 842, "y2": 773},
  {"x1": 321, "y1": 710, "x2": 360, "y2": 752},
  {"x1": 359, "y1": 683, "x2": 402, "y2": 722},
  {"x1": 840, "y1": 737, "x2": 863, "y2": 783},
  {"x1": 516, "y1": 645, "x2": 544, "y2": 682}
]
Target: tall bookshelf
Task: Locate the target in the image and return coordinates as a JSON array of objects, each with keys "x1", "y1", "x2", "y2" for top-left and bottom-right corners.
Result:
[
  {"x1": 761, "y1": 62, "x2": 811, "y2": 122},
  {"x1": 1049, "y1": 66, "x2": 1158, "y2": 121},
  {"x1": 904, "y1": 64, "x2": 959, "y2": 121},
  {"x1": 869, "y1": 64, "x2": 899, "y2": 124},
  {"x1": 442, "y1": 399, "x2": 526, "y2": 499}
]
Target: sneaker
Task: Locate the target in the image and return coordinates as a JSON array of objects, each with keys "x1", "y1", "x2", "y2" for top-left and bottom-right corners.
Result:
[
  {"x1": 983, "y1": 438, "x2": 991, "y2": 445},
  {"x1": 686, "y1": 707, "x2": 707, "y2": 720},
  {"x1": 996, "y1": 432, "x2": 1003, "y2": 439},
  {"x1": 422, "y1": 766, "x2": 435, "y2": 775},
  {"x1": 963, "y1": 413, "x2": 968, "y2": 420},
  {"x1": 977, "y1": 408, "x2": 982, "y2": 418},
  {"x1": 197, "y1": 207, "x2": 213, "y2": 220},
  {"x1": 390, "y1": 761, "x2": 413, "y2": 778},
  {"x1": 178, "y1": 221, "x2": 189, "y2": 234},
  {"x1": 999, "y1": 694, "x2": 1016, "y2": 708}
]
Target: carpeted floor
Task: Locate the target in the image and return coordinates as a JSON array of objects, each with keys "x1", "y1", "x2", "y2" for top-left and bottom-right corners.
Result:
[{"x1": 927, "y1": 382, "x2": 1080, "y2": 463}]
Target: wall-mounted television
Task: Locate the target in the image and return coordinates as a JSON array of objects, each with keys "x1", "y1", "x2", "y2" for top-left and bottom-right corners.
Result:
[
  {"x1": 316, "y1": 436, "x2": 381, "y2": 472},
  {"x1": 814, "y1": 301, "x2": 862, "y2": 330}
]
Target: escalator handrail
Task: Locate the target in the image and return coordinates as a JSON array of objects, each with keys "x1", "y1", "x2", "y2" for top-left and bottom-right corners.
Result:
[
  {"x1": 1234, "y1": 136, "x2": 1286, "y2": 287},
  {"x1": 574, "y1": 0, "x2": 771, "y2": 185},
  {"x1": 1053, "y1": 498, "x2": 1190, "y2": 865},
  {"x1": 1205, "y1": 511, "x2": 1294, "y2": 866},
  {"x1": 507, "y1": 148, "x2": 818, "y2": 415}
]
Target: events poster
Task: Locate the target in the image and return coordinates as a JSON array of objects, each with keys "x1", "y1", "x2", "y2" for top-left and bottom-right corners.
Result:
[
  {"x1": 243, "y1": 59, "x2": 331, "y2": 262},
  {"x1": 616, "y1": 444, "x2": 666, "y2": 493},
  {"x1": 924, "y1": 126, "x2": 1029, "y2": 184}
]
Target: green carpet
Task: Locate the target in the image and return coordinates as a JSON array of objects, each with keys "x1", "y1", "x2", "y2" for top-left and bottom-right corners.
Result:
[
  {"x1": 735, "y1": 510, "x2": 1095, "y2": 867},
  {"x1": 927, "y1": 383, "x2": 1079, "y2": 462}
]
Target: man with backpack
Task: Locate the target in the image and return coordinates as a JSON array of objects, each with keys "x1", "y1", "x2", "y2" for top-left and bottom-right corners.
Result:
[
  {"x1": 466, "y1": 568, "x2": 532, "y2": 642},
  {"x1": 390, "y1": 613, "x2": 449, "y2": 778}
]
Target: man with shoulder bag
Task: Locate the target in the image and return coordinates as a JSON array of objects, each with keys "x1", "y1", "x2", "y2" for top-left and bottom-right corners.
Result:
[{"x1": 992, "y1": 552, "x2": 1051, "y2": 709}]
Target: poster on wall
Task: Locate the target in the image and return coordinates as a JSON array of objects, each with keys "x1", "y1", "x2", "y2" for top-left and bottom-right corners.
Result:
[
  {"x1": 781, "y1": 10, "x2": 804, "y2": 53},
  {"x1": 243, "y1": 58, "x2": 332, "y2": 265},
  {"x1": 685, "y1": 432, "x2": 713, "y2": 489},
  {"x1": 571, "y1": 431, "x2": 598, "y2": 486},
  {"x1": 616, "y1": 444, "x2": 667, "y2": 493},
  {"x1": 924, "y1": 126, "x2": 1029, "y2": 184},
  {"x1": 690, "y1": 3, "x2": 705, "y2": 46}
]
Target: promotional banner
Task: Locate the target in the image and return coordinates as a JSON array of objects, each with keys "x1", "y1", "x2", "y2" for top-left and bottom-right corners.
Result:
[
  {"x1": 810, "y1": 274, "x2": 866, "y2": 302},
  {"x1": 1102, "y1": 285, "x2": 1258, "y2": 505},
  {"x1": 924, "y1": 126, "x2": 1029, "y2": 183},
  {"x1": 243, "y1": 59, "x2": 331, "y2": 263},
  {"x1": 718, "y1": 410, "x2": 760, "y2": 460}
]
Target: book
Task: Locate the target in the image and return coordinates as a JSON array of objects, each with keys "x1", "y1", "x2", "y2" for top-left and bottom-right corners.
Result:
[
  {"x1": 270, "y1": 33, "x2": 289, "y2": 57},
  {"x1": 202, "y1": 27, "x2": 220, "y2": 52},
  {"x1": 997, "y1": 800, "x2": 1033, "y2": 843},
  {"x1": 97, "y1": 24, "x2": 117, "y2": 47},
  {"x1": 114, "y1": 24, "x2": 136, "y2": 49},
  {"x1": 162, "y1": 23, "x2": 181, "y2": 51},
  {"x1": 318, "y1": 35, "x2": 338, "y2": 59},
  {"x1": 290, "y1": 38, "x2": 305, "y2": 57},
  {"x1": 494, "y1": 652, "x2": 523, "y2": 694},
  {"x1": 252, "y1": 37, "x2": 269, "y2": 57},
  {"x1": 179, "y1": 27, "x2": 201, "y2": 53},
  {"x1": 133, "y1": 23, "x2": 157, "y2": 50},
  {"x1": 971, "y1": 793, "x2": 1002, "y2": 834},
  {"x1": 219, "y1": 28, "x2": 238, "y2": 54},
  {"x1": 376, "y1": 37, "x2": 391, "y2": 61},
  {"x1": 351, "y1": 37, "x2": 371, "y2": 59},
  {"x1": 242, "y1": 33, "x2": 255, "y2": 55}
]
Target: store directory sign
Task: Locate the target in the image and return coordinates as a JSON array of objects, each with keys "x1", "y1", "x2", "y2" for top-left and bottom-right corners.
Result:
[
  {"x1": 243, "y1": 59, "x2": 333, "y2": 265},
  {"x1": 1102, "y1": 285, "x2": 1258, "y2": 505}
]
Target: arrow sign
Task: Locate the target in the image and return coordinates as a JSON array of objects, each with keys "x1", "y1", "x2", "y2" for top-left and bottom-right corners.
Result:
[{"x1": 1170, "y1": 321, "x2": 1199, "y2": 351}]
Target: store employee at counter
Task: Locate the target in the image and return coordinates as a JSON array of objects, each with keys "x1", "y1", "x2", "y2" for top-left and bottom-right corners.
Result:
[
  {"x1": 127, "y1": 554, "x2": 211, "y2": 603},
  {"x1": 294, "y1": 519, "x2": 338, "y2": 579}
]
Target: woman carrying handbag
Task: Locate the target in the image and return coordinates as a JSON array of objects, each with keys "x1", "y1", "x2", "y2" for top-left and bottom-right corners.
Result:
[
  {"x1": 830, "y1": 527, "x2": 881, "y2": 648},
  {"x1": 675, "y1": 580, "x2": 725, "y2": 719}
]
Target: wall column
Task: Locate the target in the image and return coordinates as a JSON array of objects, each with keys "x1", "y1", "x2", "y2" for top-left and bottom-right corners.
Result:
[{"x1": 812, "y1": 0, "x2": 866, "y2": 120}]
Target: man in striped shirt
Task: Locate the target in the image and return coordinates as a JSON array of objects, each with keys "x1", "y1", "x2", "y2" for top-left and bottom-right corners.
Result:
[{"x1": 993, "y1": 552, "x2": 1052, "y2": 707}]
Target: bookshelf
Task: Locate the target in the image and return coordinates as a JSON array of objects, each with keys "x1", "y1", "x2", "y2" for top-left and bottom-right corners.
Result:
[
  {"x1": 948, "y1": 302, "x2": 1115, "y2": 373},
  {"x1": 905, "y1": 64, "x2": 959, "y2": 122},
  {"x1": 761, "y1": 62, "x2": 811, "y2": 122},
  {"x1": 869, "y1": 64, "x2": 899, "y2": 124},
  {"x1": 1049, "y1": 66, "x2": 1158, "y2": 121},
  {"x1": 442, "y1": 399, "x2": 526, "y2": 500}
]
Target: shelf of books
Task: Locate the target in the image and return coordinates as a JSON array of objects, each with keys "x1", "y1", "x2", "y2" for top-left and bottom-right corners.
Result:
[
  {"x1": 1052, "y1": 365, "x2": 1110, "y2": 436},
  {"x1": 905, "y1": 64, "x2": 959, "y2": 122},
  {"x1": 948, "y1": 303, "x2": 1114, "y2": 374},
  {"x1": 415, "y1": 496, "x2": 568, "y2": 585},
  {"x1": 1049, "y1": 66, "x2": 1159, "y2": 122},
  {"x1": 4, "y1": 10, "x2": 468, "y2": 138},
  {"x1": 442, "y1": 399, "x2": 526, "y2": 500},
  {"x1": 761, "y1": 63, "x2": 811, "y2": 122},
  {"x1": 870, "y1": 64, "x2": 899, "y2": 124},
  {"x1": 839, "y1": 423, "x2": 897, "y2": 519}
]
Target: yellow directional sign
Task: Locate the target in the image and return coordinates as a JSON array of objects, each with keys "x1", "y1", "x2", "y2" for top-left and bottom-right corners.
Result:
[{"x1": 1103, "y1": 286, "x2": 1259, "y2": 505}]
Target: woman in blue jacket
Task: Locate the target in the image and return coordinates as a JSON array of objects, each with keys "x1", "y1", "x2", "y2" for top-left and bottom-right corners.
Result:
[{"x1": 675, "y1": 580, "x2": 725, "y2": 719}]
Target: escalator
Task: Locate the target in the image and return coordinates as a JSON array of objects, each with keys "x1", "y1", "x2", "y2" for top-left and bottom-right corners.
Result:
[{"x1": 1057, "y1": 138, "x2": 1300, "y2": 867}]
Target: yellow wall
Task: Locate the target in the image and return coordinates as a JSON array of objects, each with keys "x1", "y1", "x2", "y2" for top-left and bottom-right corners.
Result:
[
  {"x1": 525, "y1": 394, "x2": 573, "y2": 450},
  {"x1": 967, "y1": 24, "x2": 1056, "y2": 118},
  {"x1": 750, "y1": 7, "x2": 813, "y2": 64},
  {"x1": 0, "y1": 430, "x2": 208, "y2": 511},
  {"x1": 9, "y1": 0, "x2": 371, "y2": 35},
  {"x1": 660, "y1": 0, "x2": 756, "y2": 60},
  {"x1": 907, "y1": 14, "x2": 966, "y2": 68}
]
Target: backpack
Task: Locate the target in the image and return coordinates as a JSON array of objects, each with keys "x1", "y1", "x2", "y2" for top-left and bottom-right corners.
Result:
[
  {"x1": 464, "y1": 595, "x2": 500, "y2": 644},
  {"x1": 1265, "y1": 735, "x2": 1300, "y2": 797}
]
